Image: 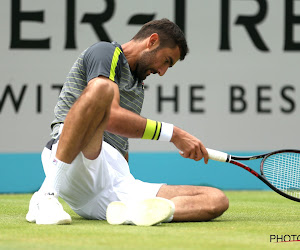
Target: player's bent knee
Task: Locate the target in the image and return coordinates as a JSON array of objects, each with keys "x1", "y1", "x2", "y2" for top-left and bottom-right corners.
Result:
[
  {"x1": 92, "y1": 80, "x2": 114, "y2": 102},
  {"x1": 208, "y1": 190, "x2": 229, "y2": 218},
  {"x1": 85, "y1": 80, "x2": 114, "y2": 110}
]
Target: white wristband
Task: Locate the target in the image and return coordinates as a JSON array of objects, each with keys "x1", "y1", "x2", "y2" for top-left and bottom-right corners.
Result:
[{"x1": 159, "y1": 122, "x2": 174, "y2": 141}]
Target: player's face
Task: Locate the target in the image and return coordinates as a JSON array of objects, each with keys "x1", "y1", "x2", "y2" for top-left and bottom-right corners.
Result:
[{"x1": 135, "y1": 46, "x2": 180, "y2": 82}]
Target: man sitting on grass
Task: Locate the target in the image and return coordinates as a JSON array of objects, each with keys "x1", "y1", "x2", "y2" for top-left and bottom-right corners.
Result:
[{"x1": 26, "y1": 18, "x2": 229, "y2": 226}]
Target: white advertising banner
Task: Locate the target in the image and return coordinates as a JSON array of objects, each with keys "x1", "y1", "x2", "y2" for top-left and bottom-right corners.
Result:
[{"x1": 1, "y1": 0, "x2": 299, "y2": 154}]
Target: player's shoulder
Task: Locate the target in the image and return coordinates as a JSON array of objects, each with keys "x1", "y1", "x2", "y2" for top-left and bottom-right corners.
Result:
[
  {"x1": 89, "y1": 41, "x2": 114, "y2": 49},
  {"x1": 87, "y1": 41, "x2": 122, "y2": 54}
]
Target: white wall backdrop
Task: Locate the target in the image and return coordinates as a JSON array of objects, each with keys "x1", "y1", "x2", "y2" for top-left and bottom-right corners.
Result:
[{"x1": 1, "y1": 0, "x2": 299, "y2": 154}]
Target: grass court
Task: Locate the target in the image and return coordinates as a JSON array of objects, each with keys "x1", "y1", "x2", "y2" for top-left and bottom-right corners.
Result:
[{"x1": 1, "y1": 191, "x2": 300, "y2": 249}]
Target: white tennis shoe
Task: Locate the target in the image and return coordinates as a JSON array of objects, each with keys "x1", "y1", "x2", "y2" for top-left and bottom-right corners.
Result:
[
  {"x1": 26, "y1": 192, "x2": 71, "y2": 225},
  {"x1": 106, "y1": 197, "x2": 175, "y2": 226}
]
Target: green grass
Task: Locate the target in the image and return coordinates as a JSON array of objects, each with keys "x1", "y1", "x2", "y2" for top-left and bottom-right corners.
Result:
[{"x1": 1, "y1": 191, "x2": 300, "y2": 249}]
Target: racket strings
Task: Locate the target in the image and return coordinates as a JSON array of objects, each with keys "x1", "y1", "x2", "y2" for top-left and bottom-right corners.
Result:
[{"x1": 263, "y1": 152, "x2": 300, "y2": 199}]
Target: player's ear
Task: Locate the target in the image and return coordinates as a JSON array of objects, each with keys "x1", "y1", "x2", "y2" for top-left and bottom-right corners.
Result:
[{"x1": 147, "y1": 33, "x2": 160, "y2": 50}]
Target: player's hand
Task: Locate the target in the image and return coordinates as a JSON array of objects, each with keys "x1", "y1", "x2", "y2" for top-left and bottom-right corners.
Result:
[{"x1": 171, "y1": 126, "x2": 209, "y2": 164}]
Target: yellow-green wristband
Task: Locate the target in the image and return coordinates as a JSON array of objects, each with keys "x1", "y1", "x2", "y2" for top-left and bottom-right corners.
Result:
[
  {"x1": 142, "y1": 119, "x2": 173, "y2": 141},
  {"x1": 142, "y1": 119, "x2": 162, "y2": 140}
]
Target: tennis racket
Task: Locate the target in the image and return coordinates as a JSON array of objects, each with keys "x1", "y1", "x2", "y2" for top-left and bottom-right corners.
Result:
[{"x1": 206, "y1": 148, "x2": 300, "y2": 202}]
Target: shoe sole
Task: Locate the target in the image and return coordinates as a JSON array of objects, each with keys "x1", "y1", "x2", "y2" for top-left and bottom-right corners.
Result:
[
  {"x1": 26, "y1": 212, "x2": 72, "y2": 225},
  {"x1": 36, "y1": 214, "x2": 72, "y2": 225},
  {"x1": 106, "y1": 201, "x2": 128, "y2": 225},
  {"x1": 36, "y1": 218, "x2": 72, "y2": 225},
  {"x1": 106, "y1": 197, "x2": 174, "y2": 226}
]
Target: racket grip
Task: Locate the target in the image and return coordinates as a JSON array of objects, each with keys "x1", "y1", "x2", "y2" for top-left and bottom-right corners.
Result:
[{"x1": 206, "y1": 148, "x2": 229, "y2": 162}]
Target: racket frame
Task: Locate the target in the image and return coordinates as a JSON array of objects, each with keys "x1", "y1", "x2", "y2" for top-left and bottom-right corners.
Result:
[{"x1": 210, "y1": 149, "x2": 300, "y2": 202}]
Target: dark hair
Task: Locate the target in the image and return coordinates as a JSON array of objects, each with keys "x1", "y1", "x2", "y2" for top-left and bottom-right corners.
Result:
[{"x1": 132, "y1": 18, "x2": 189, "y2": 60}]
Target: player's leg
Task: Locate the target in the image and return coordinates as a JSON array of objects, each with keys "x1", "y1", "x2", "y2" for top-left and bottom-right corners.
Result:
[
  {"x1": 36, "y1": 77, "x2": 114, "y2": 195},
  {"x1": 156, "y1": 185, "x2": 229, "y2": 222},
  {"x1": 56, "y1": 77, "x2": 114, "y2": 163},
  {"x1": 53, "y1": 78, "x2": 114, "y2": 196},
  {"x1": 26, "y1": 77, "x2": 114, "y2": 225}
]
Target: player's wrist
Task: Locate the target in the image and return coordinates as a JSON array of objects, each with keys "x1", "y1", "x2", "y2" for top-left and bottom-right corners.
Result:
[
  {"x1": 160, "y1": 122, "x2": 174, "y2": 141},
  {"x1": 170, "y1": 126, "x2": 180, "y2": 143},
  {"x1": 141, "y1": 119, "x2": 174, "y2": 142}
]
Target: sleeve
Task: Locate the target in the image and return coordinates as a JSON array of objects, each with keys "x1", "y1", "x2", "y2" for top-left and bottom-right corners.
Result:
[{"x1": 83, "y1": 42, "x2": 123, "y2": 84}]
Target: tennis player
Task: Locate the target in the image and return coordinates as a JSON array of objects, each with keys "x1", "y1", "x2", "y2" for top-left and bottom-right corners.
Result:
[{"x1": 26, "y1": 19, "x2": 229, "y2": 226}]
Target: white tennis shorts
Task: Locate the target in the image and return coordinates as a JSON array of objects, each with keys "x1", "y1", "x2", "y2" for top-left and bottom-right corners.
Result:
[{"x1": 42, "y1": 136, "x2": 163, "y2": 220}]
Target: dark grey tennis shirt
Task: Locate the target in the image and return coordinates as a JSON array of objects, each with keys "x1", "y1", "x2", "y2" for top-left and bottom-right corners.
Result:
[{"x1": 51, "y1": 42, "x2": 144, "y2": 156}]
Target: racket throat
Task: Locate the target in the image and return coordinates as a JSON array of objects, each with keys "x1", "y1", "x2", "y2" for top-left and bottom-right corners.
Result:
[{"x1": 226, "y1": 155, "x2": 231, "y2": 162}]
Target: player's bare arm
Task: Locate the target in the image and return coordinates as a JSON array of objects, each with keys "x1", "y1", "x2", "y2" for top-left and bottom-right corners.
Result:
[
  {"x1": 105, "y1": 81, "x2": 146, "y2": 138},
  {"x1": 104, "y1": 78, "x2": 209, "y2": 163}
]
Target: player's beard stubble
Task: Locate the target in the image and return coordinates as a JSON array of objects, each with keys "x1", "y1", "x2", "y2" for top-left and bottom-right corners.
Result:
[{"x1": 134, "y1": 48, "x2": 158, "y2": 82}]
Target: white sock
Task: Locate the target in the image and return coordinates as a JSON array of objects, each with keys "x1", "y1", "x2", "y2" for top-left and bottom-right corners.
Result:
[
  {"x1": 38, "y1": 166, "x2": 57, "y2": 195},
  {"x1": 39, "y1": 177, "x2": 55, "y2": 195},
  {"x1": 38, "y1": 147, "x2": 56, "y2": 194},
  {"x1": 53, "y1": 157, "x2": 70, "y2": 194},
  {"x1": 38, "y1": 157, "x2": 70, "y2": 196}
]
